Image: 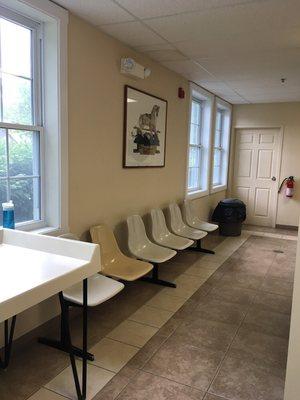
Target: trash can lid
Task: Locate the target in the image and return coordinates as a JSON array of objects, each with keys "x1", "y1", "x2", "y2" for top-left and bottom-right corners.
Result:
[{"x1": 219, "y1": 198, "x2": 245, "y2": 207}]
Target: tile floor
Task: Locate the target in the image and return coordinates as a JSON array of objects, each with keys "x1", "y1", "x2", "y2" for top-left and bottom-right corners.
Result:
[{"x1": 0, "y1": 228, "x2": 297, "y2": 400}]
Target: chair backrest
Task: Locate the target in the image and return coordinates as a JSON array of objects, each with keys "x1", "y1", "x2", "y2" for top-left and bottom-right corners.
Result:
[
  {"x1": 150, "y1": 208, "x2": 170, "y2": 241},
  {"x1": 168, "y1": 203, "x2": 185, "y2": 232},
  {"x1": 90, "y1": 224, "x2": 122, "y2": 268},
  {"x1": 183, "y1": 199, "x2": 194, "y2": 225},
  {"x1": 59, "y1": 233, "x2": 80, "y2": 241},
  {"x1": 127, "y1": 215, "x2": 151, "y2": 254}
]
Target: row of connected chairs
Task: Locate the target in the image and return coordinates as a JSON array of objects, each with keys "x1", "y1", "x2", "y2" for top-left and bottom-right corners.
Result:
[
  {"x1": 61, "y1": 201, "x2": 218, "y2": 306},
  {"x1": 125, "y1": 201, "x2": 217, "y2": 287},
  {"x1": 53, "y1": 200, "x2": 217, "y2": 360}
]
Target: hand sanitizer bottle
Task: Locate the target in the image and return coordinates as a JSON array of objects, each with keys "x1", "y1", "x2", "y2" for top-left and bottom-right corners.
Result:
[{"x1": 2, "y1": 201, "x2": 15, "y2": 229}]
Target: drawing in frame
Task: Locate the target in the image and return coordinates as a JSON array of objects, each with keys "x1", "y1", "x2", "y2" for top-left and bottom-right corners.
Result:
[{"x1": 123, "y1": 85, "x2": 168, "y2": 168}]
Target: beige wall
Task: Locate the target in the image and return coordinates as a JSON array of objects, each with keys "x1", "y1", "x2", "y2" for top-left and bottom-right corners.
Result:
[
  {"x1": 68, "y1": 15, "x2": 190, "y2": 247},
  {"x1": 231, "y1": 103, "x2": 300, "y2": 227},
  {"x1": 2, "y1": 14, "x2": 222, "y2": 346}
]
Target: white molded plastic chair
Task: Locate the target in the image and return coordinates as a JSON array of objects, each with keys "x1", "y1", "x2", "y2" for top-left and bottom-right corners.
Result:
[
  {"x1": 168, "y1": 203, "x2": 207, "y2": 241},
  {"x1": 168, "y1": 203, "x2": 215, "y2": 255},
  {"x1": 127, "y1": 215, "x2": 177, "y2": 287},
  {"x1": 150, "y1": 208, "x2": 194, "y2": 250},
  {"x1": 184, "y1": 200, "x2": 218, "y2": 233},
  {"x1": 43, "y1": 233, "x2": 124, "y2": 362}
]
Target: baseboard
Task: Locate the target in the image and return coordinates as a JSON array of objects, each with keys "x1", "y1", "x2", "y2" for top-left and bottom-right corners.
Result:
[{"x1": 276, "y1": 224, "x2": 298, "y2": 231}]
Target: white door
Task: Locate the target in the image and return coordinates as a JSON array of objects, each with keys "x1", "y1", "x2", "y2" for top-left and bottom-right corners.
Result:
[{"x1": 232, "y1": 128, "x2": 282, "y2": 227}]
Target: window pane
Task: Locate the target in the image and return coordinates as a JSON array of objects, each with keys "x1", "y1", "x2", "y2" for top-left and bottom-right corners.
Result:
[
  {"x1": 10, "y1": 177, "x2": 40, "y2": 223},
  {"x1": 216, "y1": 110, "x2": 222, "y2": 130},
  {"x1": 8, "y1": 130, "x2": 40, "y2": 177},
  {"x1": 213, "y1": 149, "x2": 222, "y2": 185},
  {"x1": 191, "y1": 101, "x2": 202, "y2": 124},
  {"x1": 0, "y1": 18, "x2": 32, "y2": 78},
  {"x1": 188, "y1": 167, "x2": 200, "y2": 191},
  {"x1": 215, "y1": 129, "x2": 221, "y2": 147},
  {"x1": 2, "y1": 73, "x2": 33, "y2": 125},
  {"x1": 190, "y1": 124, "x2": 201, "y2": 145},
  {"x1": 0, "y1": 179, "x2": 8, "y2": 207},
  {"x1": 189, "y1": 146, "x2": 201, "y2": 168},
  {"x1": 0, "y1": 128, "x2": 7, "y2": 177}
]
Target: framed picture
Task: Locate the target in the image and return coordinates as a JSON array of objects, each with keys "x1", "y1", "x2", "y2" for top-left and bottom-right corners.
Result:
[{"x1": 123, "y1": 85, "x2": 168, "y2": 168}]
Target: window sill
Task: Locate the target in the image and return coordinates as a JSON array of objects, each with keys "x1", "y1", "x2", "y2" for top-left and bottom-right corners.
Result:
[
  {"x1": 186, "y1": 189, "x2": 209, "y2": 200},
  {"x1": 31, "y1": 226, "x2": 68, "y2": 237},
  {"x1": 210, "y1": 184, "x2": 227, "y2": 194}
]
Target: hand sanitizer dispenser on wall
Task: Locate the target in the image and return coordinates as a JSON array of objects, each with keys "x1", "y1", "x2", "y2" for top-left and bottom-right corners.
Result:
[{"x1": 2, "y1": 201, "x2": 15, "y2": 229}]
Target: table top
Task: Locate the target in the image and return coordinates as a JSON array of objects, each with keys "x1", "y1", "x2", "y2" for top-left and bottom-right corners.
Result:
[{"x1": 0, "y1": 229, "x2": 100, "y2": 323}]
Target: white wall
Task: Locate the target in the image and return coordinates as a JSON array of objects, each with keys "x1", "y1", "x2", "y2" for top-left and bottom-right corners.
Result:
[{"x1": 284, "y1": 228, "x2": 300, "y2": 400}]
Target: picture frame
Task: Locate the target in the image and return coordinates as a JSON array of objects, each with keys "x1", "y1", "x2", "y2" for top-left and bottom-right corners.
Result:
[{"x1": 123, "y1": 85, "x2": 168, "y2": 168}]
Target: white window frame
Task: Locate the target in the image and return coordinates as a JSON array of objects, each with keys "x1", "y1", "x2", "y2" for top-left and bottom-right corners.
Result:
[
  {"x1": 0, "y1": 6, "x2": 44, "y2": 230},
  {"x1": 186, "y1": 84, "x2": 214, "y2": 199},
  {"x1": 0, "y1": 0, "x2": 69, "y2": 235},
  {"x1": 210, "y1": 98, "x2": 232, "y2": 194}
]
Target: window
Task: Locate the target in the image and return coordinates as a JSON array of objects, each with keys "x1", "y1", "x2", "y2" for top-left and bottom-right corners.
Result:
[
  {"x1": 0, "y1": 12, "x2": 42, "y2": 227},
  {"x1": 0, "y1": 1, "x2": 68, "y2": 234},
  {"x1": 188, "y1": 99, "x2": 204, "y2": 192},
  {"x1": 212, "y1": 109, "x2": 225, "y2": 186},
  {"x1": 211, "y1": 100, "x2": 232, "y2": 192},
  {"x1": 186, "y1": 85, "x2": 213, "y2": 198}
]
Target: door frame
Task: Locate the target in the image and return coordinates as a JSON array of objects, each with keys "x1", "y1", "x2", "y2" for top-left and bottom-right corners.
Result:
[{"x1": 230, "y1": 126, "x2": 284, "y2": 228}]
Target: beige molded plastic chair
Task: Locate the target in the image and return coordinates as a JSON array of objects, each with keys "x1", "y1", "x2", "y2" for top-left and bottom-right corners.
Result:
[
  {"x1": 90, "y1": 224, "x2": 153, "y2": 281},
  {"x1": 60, "y1": 233, "x2": 124, "y2": 306},
  {"x1": 127, "y1": 214, "x2": 177, "y2": 288},
  {"x1": 183, "y1": 200, "x2": 218, "y2": 233},
  {"x1": 168, "y1": 203, "x2": 215, "y2": 254},
  {"x1": 150, "y1": 208, "x2": 194, "y2": 250}
]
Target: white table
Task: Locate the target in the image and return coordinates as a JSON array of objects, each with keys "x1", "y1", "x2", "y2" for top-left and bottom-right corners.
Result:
[{"x1": 0, "y1": 228, "x2": 100, "y2": 400}]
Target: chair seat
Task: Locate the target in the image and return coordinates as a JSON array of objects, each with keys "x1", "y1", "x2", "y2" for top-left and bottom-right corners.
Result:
[
  {"x1": 156, "y1": 233, "x2": 194, "y2": 250},
  {"x1": 63, "y1": 274, "x2": 124, "y2": 307},
  {"x1": 103, "y1": 257, "x2": 153, "y2": 281},
  {"x1": 189, "y1": 220, "x2": 218, "y2": 232},
  {"x1": 176, "y1": 226, "x2": 207, "y2": 240},
  {"x1": 134, "y1": 242, "x2": 177, "y2": 263}
]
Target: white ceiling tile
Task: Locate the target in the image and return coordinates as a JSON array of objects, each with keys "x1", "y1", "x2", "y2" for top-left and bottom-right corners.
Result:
[
  {"x1": 100, "y1": 21, "x2": 165, "y2": 47},
  {"x1": 174, "y1": 27, "x2": 300, "y2": 58},
  {"x1": 116, "y1": 0, "x2": 258, "y2": 19},
  {"x1": 142, "y1": 49, "x2": 187, "y2": 62},
  {"x1": 55, "y1": 0, "x2": 134, "y2": 25},
  {"x1": 134, "y1": 43, "x2": 175, "y2": 52},
  {"x1": 161, "y1": 60, "x2": 215, "y2": 81},
  {"x1": 146, "y1": 0, "x2": 300, "y2": 43},
  {"x1": 195, "y1": 49, "x2": 300, "y2": 81}
]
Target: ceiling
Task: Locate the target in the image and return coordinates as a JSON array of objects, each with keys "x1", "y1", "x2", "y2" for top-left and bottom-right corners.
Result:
[{"x1": 54, "y1": 0, "x2": 300, "y2": 104}]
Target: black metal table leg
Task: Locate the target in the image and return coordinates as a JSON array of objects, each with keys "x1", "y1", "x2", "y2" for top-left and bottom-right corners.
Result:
[
  {"x1": 140, "y1": 264, "x2": 176, "y2": 288},
  {"x1": 58, "y1": 278, "x2": 88, "y2": 400},
  {"x1": 82, "y1": 278, "x2": 88, "y2": 399},
  {"x1": 59, "y1": 291, "x2": 82, "y2": 400},
  {"x1": 0, "y1": 315, "x2": 17, "y2": 369},
  {"x1": 38, "y1": 297, "x2": 94, "y2": 361},
  {"x1": 188, "y1": 239, "x2": 215, "y2": 254}
]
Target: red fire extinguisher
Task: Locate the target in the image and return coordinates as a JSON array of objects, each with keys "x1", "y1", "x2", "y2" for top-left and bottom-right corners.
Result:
[{"x1": 278, "y1": 176, "x2": 295, "y2": 198}]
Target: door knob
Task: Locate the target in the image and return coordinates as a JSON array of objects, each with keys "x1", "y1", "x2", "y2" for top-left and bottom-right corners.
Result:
[{"x1": 272, "y1": 176, "x2": 277, "y2": 181}]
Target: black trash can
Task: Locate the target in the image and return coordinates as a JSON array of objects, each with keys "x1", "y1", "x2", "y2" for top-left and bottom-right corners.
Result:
[{"x1": 212, "y1": 198, "x2": 246, "y2": 236}]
